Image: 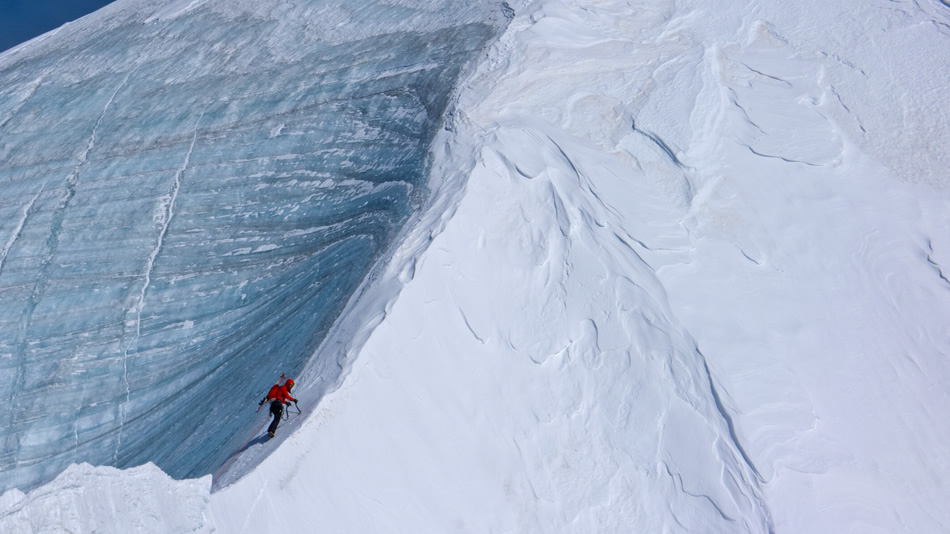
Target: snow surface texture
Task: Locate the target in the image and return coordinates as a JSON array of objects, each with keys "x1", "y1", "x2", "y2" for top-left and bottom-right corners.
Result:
[
  {"x1": 3, "y1": 0, "x2": 950, "y2": 533},
  {"x1": 0, "y1": 0, "x2": 503, "y2": 493},
  {"x1": 0, "y1": 463, "x2": 211, "y2": 533}
]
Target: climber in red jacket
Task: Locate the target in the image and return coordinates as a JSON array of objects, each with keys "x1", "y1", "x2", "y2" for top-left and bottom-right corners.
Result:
[{"x1": 259, "y1": 376, "x2": 297, "y2": 438}]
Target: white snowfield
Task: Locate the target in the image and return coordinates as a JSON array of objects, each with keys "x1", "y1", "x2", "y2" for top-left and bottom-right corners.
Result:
[{"x1": 3, "y1": 0, "x2": 950, "y2": 532}]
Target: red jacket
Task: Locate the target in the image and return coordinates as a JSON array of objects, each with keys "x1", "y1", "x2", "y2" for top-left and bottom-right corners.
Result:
[{"x1": 266, "y1": 383, "x2": 297, "y2": 405}]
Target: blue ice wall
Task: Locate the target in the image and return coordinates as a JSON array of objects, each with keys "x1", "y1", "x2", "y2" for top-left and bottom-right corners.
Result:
[{"x1": 0, "y1": 0, "x2": 503, "y2": 491}]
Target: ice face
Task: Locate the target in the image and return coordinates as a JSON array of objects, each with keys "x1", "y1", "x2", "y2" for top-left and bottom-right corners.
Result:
[{"x1": 0, "y1": 0, "x2": 502, "y2": 492}]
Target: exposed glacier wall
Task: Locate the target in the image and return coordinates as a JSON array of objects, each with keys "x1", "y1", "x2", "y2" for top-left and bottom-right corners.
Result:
[{"x1": 0, "y1": 0, "x2": 504, "y2": 492}]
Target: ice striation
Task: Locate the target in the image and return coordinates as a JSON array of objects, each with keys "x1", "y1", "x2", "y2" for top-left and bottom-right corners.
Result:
[{"x1": 0, "y1": 0, "x2": 505, "y2": 492}]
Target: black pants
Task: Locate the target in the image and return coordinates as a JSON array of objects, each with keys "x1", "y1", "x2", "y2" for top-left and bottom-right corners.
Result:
[{"x1": 267, "y1": 401, "x2": 283, "y2": 435}]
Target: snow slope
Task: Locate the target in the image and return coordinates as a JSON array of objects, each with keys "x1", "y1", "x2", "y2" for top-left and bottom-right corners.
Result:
[{"x1": 3, "y1": 0, "x2": 950, "y2": 532}]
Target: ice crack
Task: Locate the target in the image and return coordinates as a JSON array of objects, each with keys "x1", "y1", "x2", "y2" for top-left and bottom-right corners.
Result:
[
  {"x1": 661, "y1": 461, "x2": 735, "y2": 522},
  {"x1": 736, "y1": 61, "x2": 793, "y2": 87},
  {"x1": 926, "y1": 240, "x2": 950, "y2": 288},
  {"x1": 0, "y1": 186, "x2": 44, "y2": 278},
  {"x1": 457, "y1": 306, "x2": 486, "y2": 344},
  {"x1": 632, "y1": 120, "x2": 685, "y2": 168},
  {"x1": 114, "y1": 108, "x2": 205, "y2": 464},
  {"x1": 9, "y1": 75, "x2": 126, "y2": 483},
  {"x1": 697, "y1": 350, "x2": 763, "y2": 482},
  {"x1": 0, "y1": 78, "x2": 43, "y2": 132},
  {"x1": 746, "y1": 144, "x2": 822, "y2": 167}
]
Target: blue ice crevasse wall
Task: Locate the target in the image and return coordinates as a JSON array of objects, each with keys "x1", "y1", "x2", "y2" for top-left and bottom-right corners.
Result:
[{"x1": 0, "y1": 0, "x2": 504, "y2": 492}]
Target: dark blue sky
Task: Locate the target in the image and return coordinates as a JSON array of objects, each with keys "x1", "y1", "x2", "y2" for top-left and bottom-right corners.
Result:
[{"x1": 0, "y1": 0, "x2": 117, "y2": 52}]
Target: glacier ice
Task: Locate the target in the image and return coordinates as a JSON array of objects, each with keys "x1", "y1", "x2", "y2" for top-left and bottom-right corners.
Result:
[{"x1": 0, "y1": 0, "x2": 505, "y2": 492}]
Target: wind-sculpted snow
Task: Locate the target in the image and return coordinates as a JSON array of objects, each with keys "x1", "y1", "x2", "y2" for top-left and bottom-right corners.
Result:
[{"x1": 0, "y1": 0, "x2": 503, "y2": 492}]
